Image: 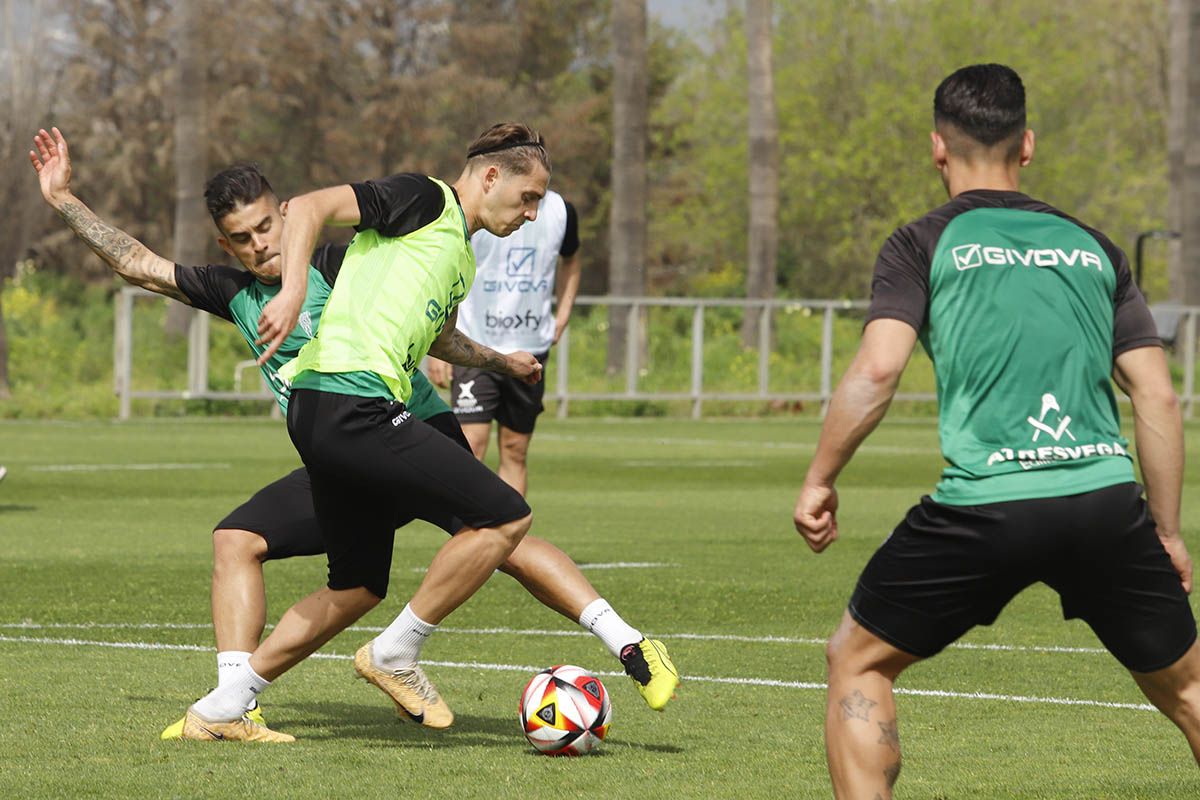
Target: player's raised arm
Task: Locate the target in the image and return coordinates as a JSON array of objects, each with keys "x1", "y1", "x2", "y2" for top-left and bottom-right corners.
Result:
[
  {"x1": 429, "y1": 309, "x2": 544, "y2": 385},
  {"x1": 255, "y1": 184, "x2": 359, "y2": 364},
  {"x1": 29, "y1": 127, "x2": 185, "y2": 303}
]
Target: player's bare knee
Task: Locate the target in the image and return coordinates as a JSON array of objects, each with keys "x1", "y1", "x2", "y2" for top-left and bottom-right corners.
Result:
[
  {"x1": 334, "y1": 585, "x2": 383, "y2": 614},
  {"x1": 500, "y1": 440, "x2": 528, "y2": 467},
  {"x1": 497, "y1": 513, "x2": 533, "y2": 550},
  {"x1": 213, "y1": 528, "x2": 268, "y2": 569}
]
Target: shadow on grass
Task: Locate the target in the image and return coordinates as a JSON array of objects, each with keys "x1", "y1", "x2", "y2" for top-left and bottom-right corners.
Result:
[
  {"x1": 0, "y1": 505, "x2": 37, "y2": 513},
  {"x1": 266, "y1": 700, "x2": 684, "y2": 754}
]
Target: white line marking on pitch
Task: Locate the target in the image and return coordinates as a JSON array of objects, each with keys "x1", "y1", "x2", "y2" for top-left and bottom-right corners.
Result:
[
  {"x1": 0, "y1": 634, "x2": 1154, "y2": 713},
  {"x1": 29, "y1": 462, "x2": 232, "y2": 472},
  {"x1": 0, "y1": 621, "x2": 1108, "y2": 656},
  {"x1": 409, "y1": 561, "x2": 679, "y2": 573},
  {"x1": 620, "y1": 460, "x2": 762, "y2": 468},
  {"x1": 538, "y1": 433, "x2": 933, "y2": 456}
]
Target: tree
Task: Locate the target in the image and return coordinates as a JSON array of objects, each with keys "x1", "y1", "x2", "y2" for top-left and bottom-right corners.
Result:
[
  {"x1": 607, "y1": 0, "x2": 647, "y2": 374},
  {"x1": 1169, "y1": 0, "x2": 1200, "y2": 304},
  {"x1": 0, "y1": 0, "x2": 60, "y2": 398},
  {"x1": 166, "y1": 0, "x2": 209, "y2": 339},
  {"x1": 741, "y1": 0, "x2": 778, "y2": 347}
]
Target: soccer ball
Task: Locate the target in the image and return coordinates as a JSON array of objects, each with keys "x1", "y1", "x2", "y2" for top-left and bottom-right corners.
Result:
[{"x1": 519, "y1": 665, "x2": 612, "y2": 756}]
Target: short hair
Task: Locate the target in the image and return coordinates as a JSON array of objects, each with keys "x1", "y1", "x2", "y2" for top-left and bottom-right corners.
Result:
[
  {"x1": 934, "y1": 64, "x2": 1026, "y2": 158},
  {"x1": 204, "y1": 163, "x2": 275, "y2": 227},
  {"x1": 466, "y1": 122, "x2": 551, "y2": 176}
]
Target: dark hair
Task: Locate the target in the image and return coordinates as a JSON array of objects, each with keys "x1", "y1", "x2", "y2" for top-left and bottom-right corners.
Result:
[
  {"x1": 204, "y1": 163, "x2": 275, "y2": 226},
  {"x1": 934, "y1": 64, "x2": 1026, "y2": 154},
  {"x1": 466, "y1": 122, "x2": 551, "y2": 175}
]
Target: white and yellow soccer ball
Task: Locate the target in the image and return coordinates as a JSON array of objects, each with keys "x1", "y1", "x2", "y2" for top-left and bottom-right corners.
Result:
[{"x1": 519, "y1": 664, "x2": 612, "y2": 756}]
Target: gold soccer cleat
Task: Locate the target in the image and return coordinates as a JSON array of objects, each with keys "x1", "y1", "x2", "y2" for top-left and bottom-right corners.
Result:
[
  {"x1": 353, "y1": 642, "x2": 454, "y2": 729},
  {"x1": 175, "y1": 707, "x2": 294, "y2": 743}
]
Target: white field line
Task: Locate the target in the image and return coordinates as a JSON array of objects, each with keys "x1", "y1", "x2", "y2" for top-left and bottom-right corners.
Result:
[
  {"x1": 0, "y1": 633, "x2": 1154, "y2": 713},
  {"x1": 409, "y1": 562, "x2": 679, "y2": 573},
  {"x1": 0, "y1": 621, "x2": 1108, "y2": 656},
  {"x1": 536, "y1": 432, "x2": 932, "y2": 456},
  {"x1": 29, "y1": 462, "x2": 232, "y2": 472},
  {"x1": 620, "y1": 460, "x2": 762, "y2": 468}
]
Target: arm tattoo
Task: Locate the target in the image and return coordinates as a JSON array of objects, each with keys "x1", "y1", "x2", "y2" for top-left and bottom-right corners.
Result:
[
  {"x1": 838, "y1": 689, "x2": 877, "y2": 722},
  {"x1": 57, "y1": 201, "x2": 184, "y2": 301},
  {"x1": 58, "y1": 201, "x2": 141, "y2": 266},
  {"x1": 434, "y1": 329, "x2": 509, "y2": 372}
]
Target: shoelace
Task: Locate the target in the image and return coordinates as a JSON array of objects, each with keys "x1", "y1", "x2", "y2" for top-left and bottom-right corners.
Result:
[{"x1": 392, "y1": 667, "x2": 439, "y2": 703}]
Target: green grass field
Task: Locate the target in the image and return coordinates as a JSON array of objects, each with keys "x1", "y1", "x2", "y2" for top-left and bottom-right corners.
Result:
[{"x1": 2, "y1": 416, "x2": 1199, "y2": 798}]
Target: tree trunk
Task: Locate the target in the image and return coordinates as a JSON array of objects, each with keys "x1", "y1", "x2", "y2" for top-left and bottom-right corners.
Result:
[
  {"x1": 607, "y1": 0, "x2": 648, "y2": 375},
  {"x1": 742, "y1": 0, "x2": 779, "y2": 348},
  {"x1": 1169, "y1": 0, "x2": 1200, "y2": 304},
  {"x1": 0, "y1": 0, "x2": 51, "y2": 397},
  {"x1": 165, "y1": 0, "x2": 209, "y2": 338}
]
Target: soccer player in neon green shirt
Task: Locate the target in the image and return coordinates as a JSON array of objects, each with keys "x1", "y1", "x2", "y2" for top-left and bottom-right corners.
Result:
[
  {"x1": 793, "y1": 65, "x2": 1200, "y2": 796},
  {"x1": 180, "y1": 124, "x2": 675, "y2": 742},
  {"x1": 30, "y1": 127, "x2": 676, "y2": 742}
]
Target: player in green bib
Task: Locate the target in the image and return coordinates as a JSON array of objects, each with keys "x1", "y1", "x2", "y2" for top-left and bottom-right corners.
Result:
[
  {"x1": 31, "y1": 127, "x2": 676, "y2": 743},
  {"x1": 793, "y1": 66, "x2": 1200, "y2": 795},
  {"x1": 181, "y1": 124, "x2": 675, "y2": 742}
]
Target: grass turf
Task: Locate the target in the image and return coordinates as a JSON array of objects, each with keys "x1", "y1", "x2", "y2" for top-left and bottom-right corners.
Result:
[{"x1": 1, "y1": 416, "x2": 1199, "y2": 798}]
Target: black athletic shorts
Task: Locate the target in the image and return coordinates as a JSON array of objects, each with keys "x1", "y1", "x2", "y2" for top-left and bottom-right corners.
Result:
[
  {"x1": 214, "y1": 412, "x2": 471, "y2": 560},
  {"x1": 850, "y1": 482, "x2": 1196, "y2": 673},
  {"x1": 450, "y1": 351, "x2": 549, "y2": 434},
  {"x1": 286, "y1": 388, "x2": 531, "y2": 599}
]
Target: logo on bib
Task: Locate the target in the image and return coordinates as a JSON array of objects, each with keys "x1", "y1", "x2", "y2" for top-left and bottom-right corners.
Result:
[{"x1": 506, "y1": 247, "x2": 537, "y2": 277}]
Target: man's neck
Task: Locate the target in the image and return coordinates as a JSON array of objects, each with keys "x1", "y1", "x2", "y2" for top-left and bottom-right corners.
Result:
[
  {"x1": 451, "y1": 175, "x2": 481, "y2": 235},
  {"x1": 945, "y1": 162, "x2": 1021, "y2": 199}
]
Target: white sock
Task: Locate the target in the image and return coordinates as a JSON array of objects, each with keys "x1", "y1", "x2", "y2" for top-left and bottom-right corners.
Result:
[
  {"x1": 216, "y1": 651, "x2": 251, "y2": 687},
  {"x1": 372, "y1": 604, "x2": 437, "y2": 670},
  {"x1": 192, "y1": 662, "x2": 271, "y2": 722},
  {"x1": 578, "y1": 598, "x2": 643, "y2": 659}
]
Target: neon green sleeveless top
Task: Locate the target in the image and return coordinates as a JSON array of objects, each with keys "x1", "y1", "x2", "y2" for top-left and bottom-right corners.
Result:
[{"x1": 280, "y1": 179, "x2": 474, "y2": 403}]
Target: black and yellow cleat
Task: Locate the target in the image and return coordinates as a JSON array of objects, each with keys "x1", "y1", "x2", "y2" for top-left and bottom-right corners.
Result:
[{"x1": 620, "y1": 638, "x2": 680, "y2": 711}]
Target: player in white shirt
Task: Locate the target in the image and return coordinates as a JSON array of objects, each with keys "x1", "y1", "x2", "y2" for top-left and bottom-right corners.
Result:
[{"x1": 428, "y1": 189, "x2": 581, "y2": 495}]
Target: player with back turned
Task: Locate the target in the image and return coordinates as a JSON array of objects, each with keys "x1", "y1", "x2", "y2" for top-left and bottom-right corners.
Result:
[{"x1": 794, "y1": 64, "x2": 1200, "y2": 797}]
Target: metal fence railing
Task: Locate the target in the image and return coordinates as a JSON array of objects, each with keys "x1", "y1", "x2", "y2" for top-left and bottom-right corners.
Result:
[{"x1": 113, "y1": 287, "x2": 1200, "y2": 420}]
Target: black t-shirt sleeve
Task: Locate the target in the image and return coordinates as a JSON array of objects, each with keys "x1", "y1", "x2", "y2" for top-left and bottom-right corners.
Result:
[
  {"x1": 560, "y1": 201, "x2": 580, "y2": 257},
  {"x1": 1109, "y1": 246, "x2": 1162, "y2": 356},
  {"x1": 350, "y1": 173, "x2": 447, "y2": 238},
  {"x1": 173, "y1": 264, "x2": 253, "y2": 323},
  {"x1": 864, "y1": 226, "x2": 929, "y2": 332},
  {"x1": 310, "y1": 242, "x2": 349, "y2": 286}
]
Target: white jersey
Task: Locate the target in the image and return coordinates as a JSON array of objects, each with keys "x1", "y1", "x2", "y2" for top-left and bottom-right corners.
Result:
[{"x1": 458, "y1": 191, "x2": 575, "y2": 354}]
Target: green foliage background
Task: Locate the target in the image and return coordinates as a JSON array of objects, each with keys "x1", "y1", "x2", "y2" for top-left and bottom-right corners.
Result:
[{"x1": 2, "y1": 0, "x2": 1183, "y2": 417}]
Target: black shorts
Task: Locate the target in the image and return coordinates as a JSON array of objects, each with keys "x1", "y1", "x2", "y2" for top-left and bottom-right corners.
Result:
[
  {"x1": 450, "y1": 352, "x2": 549, "y2": 434},
  {"x1": 286, "y1": 389, "x2": 531, "y2": 599},
  {"x1": 850, "y1": 482, "x2": 1196, "y2": 673},
  {"x1": 216, "y1": 411, "x2": 472, "y2": 561}
]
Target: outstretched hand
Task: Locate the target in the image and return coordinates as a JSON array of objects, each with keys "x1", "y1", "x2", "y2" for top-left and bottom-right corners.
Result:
[
  {"x1": 794, "y1": 481, "x2": 840, "y2": 553},
  {"x1": 29, "y1": 127, "x2": 72, "y2": 205}
]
